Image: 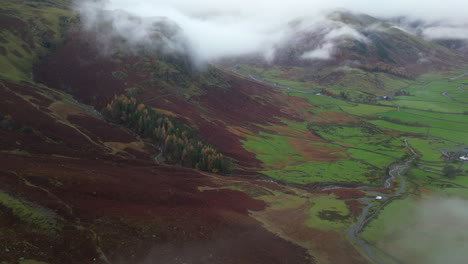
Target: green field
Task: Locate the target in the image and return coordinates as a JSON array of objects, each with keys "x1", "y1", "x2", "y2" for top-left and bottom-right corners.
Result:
[
  {"x1": 360, "y1": 196, "x2": 419, "y2": 242},
  {"x1": 263, "y1": 160, "x2": 377, "y2": 184},
  {"x1": 408, "y1": 139, "x2": 452, "y2": 162},
  {"x1": 341, "y1": 104, "x2": 395, "y2": 116},
  {"x1": 242, "y1": 132, "x2": 306, "y2": 167},
  {"x1": 448, "y1": 90, "x2": 468, "y2": 103},
  {"x1": 399, "y1": 109, "x2": 468, "y2": 123},
  {"x1": 378, "y1": 110, "x2": 468, "y2": 131},
  {"x1": 307, "y1": 195, "x2": 351, "y2": 231},
  {"x1": 239, "y1": 68, "x2": 468, "y2": 264},
  {"x1": 347, "y1": 148, "x2": 396, "y2": 168},
  {"x1": 392, "y1": 100, "x2": 465, "y2": 113}
]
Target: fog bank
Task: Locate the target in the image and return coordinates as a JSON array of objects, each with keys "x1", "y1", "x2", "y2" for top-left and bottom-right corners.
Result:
[{"x1": 76, "y1": 0, "x2": 468, "y2": 64}]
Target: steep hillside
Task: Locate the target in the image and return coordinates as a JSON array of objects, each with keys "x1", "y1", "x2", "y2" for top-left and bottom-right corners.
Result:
[
  {"x1": 0, "y1": 0, "x2": 73, "y2": 82},
  {"x1": 33, "y1": 21, "x2": 305, "y2": 170},
  {"x1": 223, "y1": 11, "x2": 467, "y2": 99},
  {"x1": 3, "y1": 1, "x2": 467, "y2": 264},
  {"x1": 1, "y1": 1, "x2": 371, "y2": 264}
]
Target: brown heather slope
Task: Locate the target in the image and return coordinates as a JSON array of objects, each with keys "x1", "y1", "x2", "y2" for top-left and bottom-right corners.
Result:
[
  {"x1": 33, "y1": 24, "x2": 307, "y2": 170},
  {"x1": 0, "y1": 154, "x2": 313, "y2": 264},
  {"x1": 0, "y1": 16, "x2": 370, "y2": 264},
  {"x1": 0, "y1": 80, "x2": 313, "y2": 264}
]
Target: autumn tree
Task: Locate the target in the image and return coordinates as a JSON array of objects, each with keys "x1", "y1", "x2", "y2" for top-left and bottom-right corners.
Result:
[{"x1": 104, "y1": 95, "x2": 232, "y2": 173}]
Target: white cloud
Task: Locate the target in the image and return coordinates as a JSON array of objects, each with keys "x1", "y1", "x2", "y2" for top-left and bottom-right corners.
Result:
[
  {"x1": 302, "y1": 42, "x2": 335, "y2": 60},
  {"x1": 423, "y1": 26, "x2": 468, "y2": 40},
  {"x1": 75, "y1": 0, "x2": 468, "y2": 64},
  {"x1": 300, "y1": 21, "x2": 368, "y2": 60}
]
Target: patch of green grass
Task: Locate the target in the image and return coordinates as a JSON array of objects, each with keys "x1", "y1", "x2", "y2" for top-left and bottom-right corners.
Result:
[
  {"x1": 263, "y1": 160, "x2": 377, "y2": 184},
  {"x1": 354, "y1": 137, "x2": 407, "y2": 159},
  {"x1": 371, "y1": 120, "x2": 467, "y2": 144},
  {"x1": 392, "y1": 100, "x2": 465, "y2": 113},
  {"x1": 341, "y1": 104, "x2": 394, "y2": 117},
  {"x1": 360, "y1": 196, "x2": 418, "y2": 242},
  {"x1": 242, "y1": 132, "x2": 304, "y2": 167},
  {"x1": 330, "y1": 69, "x2": 410, "y2": 96},
  {"x1": 378, "y1": 110, "x2": 468, "y2": 132},
  {"x1": 407, "y1": 168, "x2": 440, "y2": 181},
  {"x1": 408, "y1": 167, "x2": 468, "y2": 191},
  {"x1": 307, "y1": 195, "x2": 351, "y2": 231},
  {"x1": 399, "y1": 81, "x2": 454, "y2": 101},
  {"x1": 450, "y1": 175, "x2": 468, "y2": 186},
  {"x1": 310, "y1": 123, "x2": 385, "y2": 145},
  {"x1": 0, "y1": 191, "x2": 61, "y2": 234},
  {"x1": 400, "y1": 109, "x2": 468, "y2": 123},
  {"x1": 447, "y1": 90, "x2": 468, "y2": 103},
  {"x1": 347, "y1": 148, "x2": 396, "y2": 168},
  {"x1": 438, "y1": 187, "x2": 468, "y2": 198},
  {"x1": 408, "y1": 139, "x2": 448, "y2": 162}
]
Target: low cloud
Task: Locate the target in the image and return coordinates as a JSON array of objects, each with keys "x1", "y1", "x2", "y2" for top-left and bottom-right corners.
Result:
[
  {"x1": 302, "y1": 43, "x2": 335, "y2": 60},
  {"x1": 423, "y1": 25, "x2": 468, "y2": 40},
  {"x1": 75, "y1": 0, "x2": 468, "y2": 65},
  {"x1": 383, "y1": 197, "x2": 468, "y2": 264},
  {"x1": 301, "y1": 23, "x2": 368, "y2": 60}
]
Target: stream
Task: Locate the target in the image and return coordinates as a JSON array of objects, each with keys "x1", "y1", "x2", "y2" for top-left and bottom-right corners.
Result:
[
  {"x1": 345, "y1": 138, "x2": 419, "y2": 264},
  {"x1": 224, "y1": 65, "x2": 465, "y2": 264}
]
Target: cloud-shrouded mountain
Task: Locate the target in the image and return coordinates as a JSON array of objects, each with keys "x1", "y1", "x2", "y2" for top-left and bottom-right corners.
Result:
[
  {"x1": 76, "y1": 0, "x2": 468, "y2": 65},
  {"x1": 387, "y1": 16, "x2": 468, "y2": 55},
  {"x1": 1, "y1": 1, "x2": 467, "y2": 264},
  {"x1": 219, "y1": 11, "x2": 466, "y2": 99},
  {"x1": 76, "y1": 0, "x2": 466, "y2": 97}
]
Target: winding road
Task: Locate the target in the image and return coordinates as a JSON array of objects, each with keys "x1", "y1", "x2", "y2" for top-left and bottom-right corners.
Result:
[
  {"x1": 442, "y1": 72, "x2": 468, "y2": 104},
  {"x1": 342, "y1": 72, "x2": 467, "y2": 263},
  {"x1": 225, "y1": 64, "x2": 320, "y2": 94},
  {"x1": 224, "y1": 65, "x2": 466, "y2": 263},
  {"x1": 346, "y1": 138, "x2": 419, "y2": 264}
]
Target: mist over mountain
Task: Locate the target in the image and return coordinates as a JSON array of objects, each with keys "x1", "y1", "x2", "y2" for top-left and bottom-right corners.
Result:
[
  {"x1": 387, "y1": 16, "x2": 468, "y2": 54},
  {"x1": 77, "y1": 0, "x2": 468, "y2": 65}
]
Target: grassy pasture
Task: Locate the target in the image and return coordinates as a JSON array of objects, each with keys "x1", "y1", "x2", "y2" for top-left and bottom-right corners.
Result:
[
  {"x1": 341, "y1": 104, "x2": 395, "y2": 116},
  {"x1": 371, "y1": 120, "x2": 467, "y2": 144},
  {"x1": 242, "y1": 132, "x2": 304, "y2": 168},
  {"x1": 347, "y1": 148, "x2": 396, "y2": 169},
  {"x1": 392, "y1": 100, "x2": 465, "y2": 113},
  {"x1": 307, "y1": 195, "x2": 351, "y2": 231},
  {"x1": 408, "y1": 139, "x2": 451, "y2": 162},
  {"x1": 263, "y1": 160, "x2": 376, "y2": 184},
  {"x1": 378, "y1": 110, "x2": 468, "y2": 132},
  {"x1": 400, "y1": 109, "x2": 468, "y2": 123}
]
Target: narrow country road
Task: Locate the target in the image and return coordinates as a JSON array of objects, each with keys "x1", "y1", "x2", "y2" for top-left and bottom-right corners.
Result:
[
  {"x1": 225, "y1": 64, "x2": 319, "y2": 94},
  {"x1": 223, "y1": 66, "x2": 466, "y2": 264},
  {"x1": 441, "y1": 87, "x2": 468, "y2": 105},
  {"x1": 449, "y1": 72, "x2": 468, "y2": 80},
  {"x1": 345, "y1": 138, "x2": 419, "y2": 264},
  {"x1": 345, "y1": 72, "x2": 466, "y2": 263}
]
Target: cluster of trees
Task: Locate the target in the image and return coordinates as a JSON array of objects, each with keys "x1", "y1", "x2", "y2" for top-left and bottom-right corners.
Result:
[
  {"x1": 320, "y1": 88, "x2": 338, "y2": 98},
  {"x1": 379, "y1": 116, "x2": 424, "y2": 127},
  {"x1": 442, "y1": 165, "x2": 458, "y2": 179},
  {"x1": 394, "y1": 90, "x2": 412, "y2": 96},
  {"x1": 104, "y1": 95, "x2": 232, "y2": 173},
  {"x1": 360, "y1": 62, "x2": 413, "y2": 79}
]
